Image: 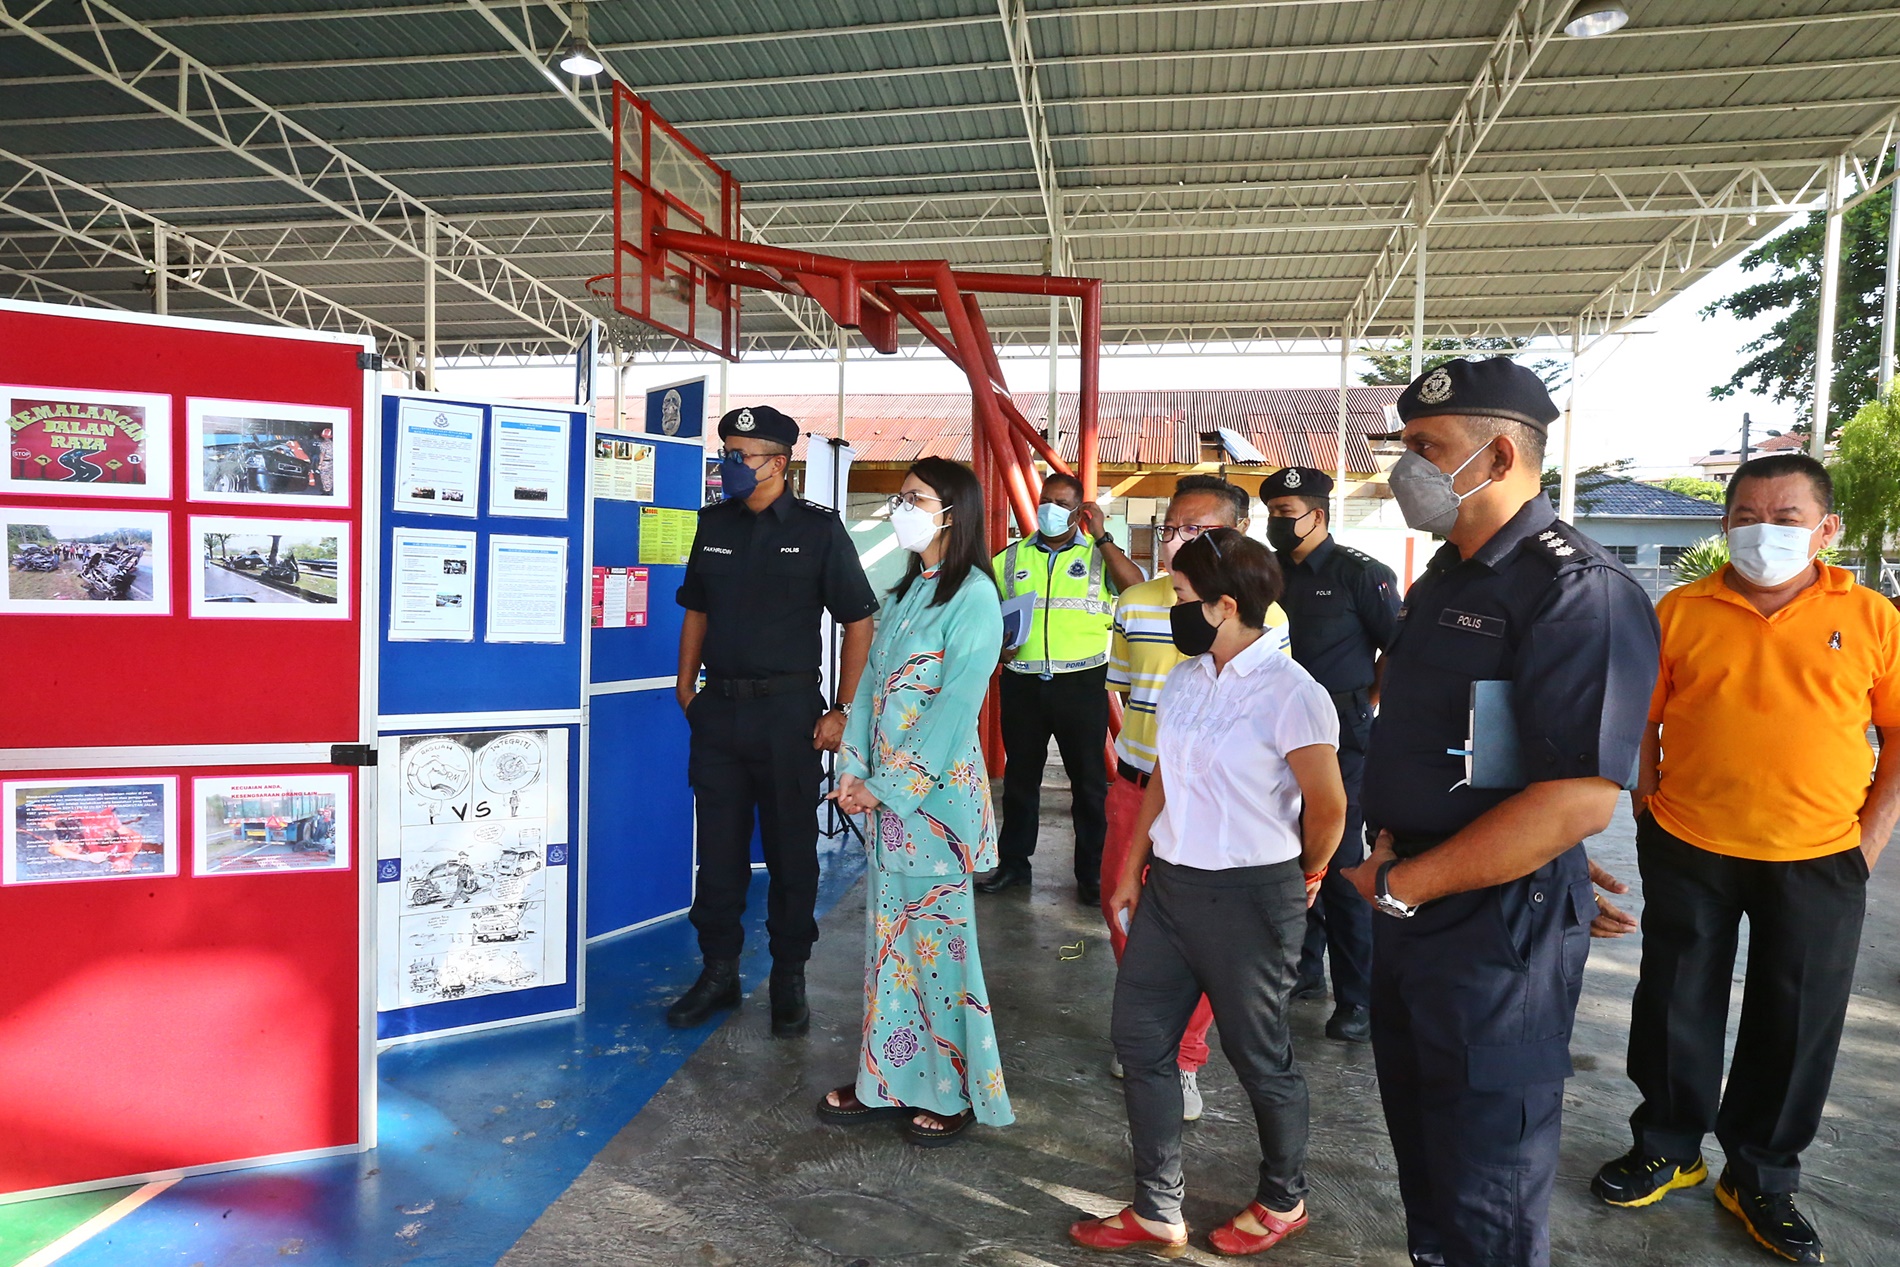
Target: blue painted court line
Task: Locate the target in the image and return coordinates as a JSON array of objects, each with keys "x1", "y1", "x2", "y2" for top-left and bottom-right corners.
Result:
[{"x1": 56, "y1": 849, "x2": 865, "y2": 1267}]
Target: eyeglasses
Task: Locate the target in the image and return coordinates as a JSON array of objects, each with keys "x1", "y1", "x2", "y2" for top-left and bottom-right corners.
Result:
[
  {"x1": 886, "y1": 492, "x2": 951, "y2": 513},
  {"x1": 1155, "y1": 523, "x2": 1223, "y2": 542},
  {"x1": 719, "y1": 448, "x2": 775, "y2": 467}
]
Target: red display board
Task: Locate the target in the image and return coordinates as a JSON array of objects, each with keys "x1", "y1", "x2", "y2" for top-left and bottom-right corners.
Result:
[{"x1": 0, "y1": 300, "x2": 372, "y2": 1198}]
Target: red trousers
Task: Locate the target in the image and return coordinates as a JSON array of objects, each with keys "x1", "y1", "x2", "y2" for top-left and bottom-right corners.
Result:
[{"x1": 1101, "y1": 771, "x2": 1212, "y2": 1073}]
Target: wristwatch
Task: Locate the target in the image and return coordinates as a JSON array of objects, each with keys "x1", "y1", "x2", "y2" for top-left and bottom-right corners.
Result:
[
  {"x1": 835, "y1": 701, "x2": 853, "y2": 718},
  {"x1": 1094, "y1": 530, "x2": 1115, "y2": 549},
  {"x1": 1374, "y1": 858, "x2": 1419, "y2": 919}
]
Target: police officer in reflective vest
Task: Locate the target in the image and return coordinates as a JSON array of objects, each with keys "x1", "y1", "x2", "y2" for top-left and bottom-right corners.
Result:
[
  {"x1": 1342, "y1": 359, "x2": 1659, "y2": 1267},
  {"x1": 1263, "y1": 464, "x2": 1399, "y2": 1045},
  {"x1": 668, "y1": 405, "x2": 879, "y2": 1037},
  {"x1": 980, "y1": 471, "x2": 1143, "y2": 903}
]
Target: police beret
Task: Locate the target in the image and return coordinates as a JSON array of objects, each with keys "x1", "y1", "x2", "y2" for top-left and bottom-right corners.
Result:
[
  {"x1": 1394, "y1": 357, "x2": 1560, "y2": 435},
  {"x1": 717, "y1": 404, "x2": 800, "y2": 448},
  {"x1": 1260, "y1": 466, "x2": 1333, "y2": 500}
]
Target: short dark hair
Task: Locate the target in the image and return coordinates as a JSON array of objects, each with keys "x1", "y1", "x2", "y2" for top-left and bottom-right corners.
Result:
[
  {"x1": 1457, "y1": 415, "x2": 1545, "y2": 471},
  {"x1": 1170, "y1": 474, "x2": 1249, "y2": 525},
  {"x1": 1728, "y1": 452, "x2": 1832, "y2": 513},
  {"x1": 1040, "y1": 470, "x2": 1084, "y2": 501},
  {"x1": 890, "y1": 457, "x2": 996, "y2": 608},
  {"x1": 1170, "y1": 527, "x2": 1283, "y2": 628}
]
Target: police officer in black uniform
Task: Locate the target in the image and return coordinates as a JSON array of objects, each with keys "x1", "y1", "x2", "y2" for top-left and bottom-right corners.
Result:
[
  {"x1": 667, "y1": 405, "x2": 878, "y2": 1037},
  {"x1": 1341, "y1": 359, "x2": 1659, "y2": 1267},
  {"x1": 1262, "y1": 465, "x2": 1399, "y2": 1045}
]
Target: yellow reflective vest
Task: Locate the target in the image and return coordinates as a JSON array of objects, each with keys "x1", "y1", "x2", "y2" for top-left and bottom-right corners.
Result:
[{"x1": 994, "y1": 536, "x2": 1115, "y2": 676}]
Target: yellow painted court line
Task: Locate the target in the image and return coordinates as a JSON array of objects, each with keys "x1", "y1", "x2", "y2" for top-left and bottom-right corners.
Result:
[{"x1": 18, "y1": 1179, "x2": 175, "y2": 1267}]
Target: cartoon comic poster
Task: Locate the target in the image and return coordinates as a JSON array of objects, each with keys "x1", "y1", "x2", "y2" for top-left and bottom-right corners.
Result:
[
  {"x1": 375, "y1": 729, "x2": 570, "y2": 1013},
  {"x1": 2, "y1": 385, "x2": 173, "y2": 499}
]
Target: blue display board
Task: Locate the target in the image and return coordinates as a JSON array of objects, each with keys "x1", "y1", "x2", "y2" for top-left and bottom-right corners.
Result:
[
  {"x1": 644, "y1": 375, "x2": 705, "y2": 439},
  {"x1": 377, "y1": 393, "x2": 588, "y2": 717},
  {"x1": 373, "y1": 390, "x2": 591, "y2": 1040},
  {"x1": 588, "y1": 427, "x2": 704, "y2": 939}
]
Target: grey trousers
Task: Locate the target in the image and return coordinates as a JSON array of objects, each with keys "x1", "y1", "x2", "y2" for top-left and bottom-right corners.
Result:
[{"x1": 1110, "y1": 856, "x2": 1311, "y2": 1224}]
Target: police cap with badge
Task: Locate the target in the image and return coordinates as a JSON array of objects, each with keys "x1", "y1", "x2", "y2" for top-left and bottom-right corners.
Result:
[
  {"x1": 1391, "y1": 356, "x2": 1559, "y2": 433},
  {"x1": 1260, "y1": 465, "x2": 1334, "y2": 501},
  {"x1": 717, "y1": 404, "x2": 800, "y2": 448}
]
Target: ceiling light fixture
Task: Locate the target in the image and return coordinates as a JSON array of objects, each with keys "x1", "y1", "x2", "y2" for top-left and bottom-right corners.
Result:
[
  {"x1": 557, "y1": 1, "x2": 604, "y2": 77},
  {"x1": 1563, "y1": 1, "x2": 1630, "y2": 37}
]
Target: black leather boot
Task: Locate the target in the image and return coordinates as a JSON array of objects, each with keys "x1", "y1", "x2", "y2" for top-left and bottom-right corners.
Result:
[
  {"x1": 665, "y1": 958, "x2": 740, "y2": 1028},
  {"x1": 770, "y1": 962, "x2": 810, "y2": 1038}
]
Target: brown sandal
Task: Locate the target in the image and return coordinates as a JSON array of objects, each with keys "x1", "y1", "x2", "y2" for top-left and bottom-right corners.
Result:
[
  {"x1": 815, "y1": 1083, "x2": 909, "y2": 1125},
  {"x1": 905, "y1": 1107, "x2": 974, "y2": 1147}
]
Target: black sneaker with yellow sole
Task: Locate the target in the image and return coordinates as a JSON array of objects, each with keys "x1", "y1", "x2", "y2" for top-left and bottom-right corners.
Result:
[
  {"x1": 1715, "y1": 1169, "x2": 1825, "y2": 1264},
  {"x1": 1590, "y1": 1149, "x2": 1708, "y2": 1207}
]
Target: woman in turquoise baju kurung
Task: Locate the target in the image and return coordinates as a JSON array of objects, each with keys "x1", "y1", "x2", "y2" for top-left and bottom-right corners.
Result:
[{"x1": 820, "y1": 458, "x2": 1013, "y2": 1145}]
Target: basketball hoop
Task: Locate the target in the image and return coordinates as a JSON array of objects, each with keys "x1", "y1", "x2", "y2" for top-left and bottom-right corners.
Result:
[{"x1": 583, "y1": 273, "x2": 659, "y2": 357}]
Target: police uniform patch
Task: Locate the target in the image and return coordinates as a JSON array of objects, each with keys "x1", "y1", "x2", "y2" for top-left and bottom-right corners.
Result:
[
  {"x1": 1418, "y1": 367, "x2": 1454, "y2": 405},
  {"x1": 1015, "y1": 569, "x2": 1030, "y2": 582},
  {"x1": 1068, "y1": 559, "x2": 1088, "y2": 578},
  {"x1": 735, "y1": 408, "x2": 756, "y2": 432},
  {"x1": 1283, "y1": 468, "x2": 1302, "y2": 489}
]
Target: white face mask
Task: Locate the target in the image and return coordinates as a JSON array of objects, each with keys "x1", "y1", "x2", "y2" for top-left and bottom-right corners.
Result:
[
  {"x1": 891, "y1": 501, "x2": 950, "y2": 554},
  {"x1": 1726, "y1": 521, "x2": 1819, "y2": 588}
]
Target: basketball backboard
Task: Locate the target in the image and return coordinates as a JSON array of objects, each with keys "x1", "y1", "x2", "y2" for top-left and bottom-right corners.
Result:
[{"x1": 612, "y1": 83, "x2": 741, "y2": 360}]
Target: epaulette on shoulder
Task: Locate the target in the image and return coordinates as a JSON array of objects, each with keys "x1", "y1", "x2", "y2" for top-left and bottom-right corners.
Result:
[
  {"x1": 796, "y1": 497, "x2": 839, "y2": 514},
  {"x1": 1337, "y1": 545, "x2": 1378, "y2": 568},
  {"x1": 1523, "y1": 520, "x2": 1606, "y2": 572}
]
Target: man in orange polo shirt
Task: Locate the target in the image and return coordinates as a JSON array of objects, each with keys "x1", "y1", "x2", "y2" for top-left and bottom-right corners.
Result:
[{"x1": 1591, "y1": 453, "x2": 1900, "y2": 1264}]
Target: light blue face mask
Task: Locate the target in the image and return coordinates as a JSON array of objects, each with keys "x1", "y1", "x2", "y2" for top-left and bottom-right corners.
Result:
[{"x1": 1037, "y1": 501, "x2": 1074, "y2": 539}]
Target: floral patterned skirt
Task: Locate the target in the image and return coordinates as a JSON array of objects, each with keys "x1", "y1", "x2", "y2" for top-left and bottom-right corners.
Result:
[{"x1": 853, "y1": 861, "x2": 1014, "y2": 1126}]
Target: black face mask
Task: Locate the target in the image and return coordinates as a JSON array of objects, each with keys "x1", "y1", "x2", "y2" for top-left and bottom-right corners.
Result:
[
  {"x1": 1168, "y1": 600, "x2": 1219, "y2": 657},
  {"x1": 1266, "y1": 512, "x2": 1314, "y2": 554}
]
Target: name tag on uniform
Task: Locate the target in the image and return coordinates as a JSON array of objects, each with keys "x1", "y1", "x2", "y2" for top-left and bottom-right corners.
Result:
[{"x1": 1440, "y1": 608, "x2": 1505, "y2": 638}]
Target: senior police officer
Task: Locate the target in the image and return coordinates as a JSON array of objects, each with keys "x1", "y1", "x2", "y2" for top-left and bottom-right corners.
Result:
[
  {"x1": 980, "y1": 471, "x2": 1143, "y2": 903},
  {"x1": 1340, "y1": 358, "x2": 1659, "y2": 1267},
  {"x1": 667, "y1": 405, "x2": 878, "y2": 1037},
  {"x1": 1263, "y1": 465, "x2": 1399, "y2": 1045}
]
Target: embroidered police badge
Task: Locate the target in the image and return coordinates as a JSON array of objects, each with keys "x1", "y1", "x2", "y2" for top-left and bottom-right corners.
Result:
[
  {"x1": 1283, "y1": 468, "x2": 1302, "y2": 489},
  {"x1": 1068, "y1": 560, "x2": 1087, "y2": 578},
  {"x1": 1418, "y1": 367, "x2": 1454, "y2": 405},
  {"x1": 735, "y1": 408, "x2": 756, "y2": 431}
]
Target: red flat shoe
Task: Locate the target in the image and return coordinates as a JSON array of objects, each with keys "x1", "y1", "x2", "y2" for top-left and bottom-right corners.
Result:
[
  {"x1": 1206, "y1": 1202, "x2": 1308, "y2": 1256},
  {"x1": 1069, "y1": 1207, "x2": 1188, "y2": 1258}
]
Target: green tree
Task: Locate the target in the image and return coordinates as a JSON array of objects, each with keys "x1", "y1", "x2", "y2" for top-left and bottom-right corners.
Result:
[
  {"x1": 1704, "y1": 185, "x2": 1892, "y2": 441},
  {"x1": 1651, "y1": 476, "x2": 1725, "y2": 504},
  {"x1": 1829, "y1": 387, "x2": 1900, "y2": 587},
  {"x1": 1360, "y1": 337, "x2": 1569, "y2": 390}
]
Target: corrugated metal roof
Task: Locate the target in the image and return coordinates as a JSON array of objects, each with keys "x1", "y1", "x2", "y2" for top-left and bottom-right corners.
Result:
[
  {"x1": 596, "y1": 386, "x2": 1396, "y2": 472},
  {"x1": 1560, "y1": 475, "x2": 1726, "y2": 519},
  {"x1": 2, "y1": 1, "x2": 1896, "y2": 354}
]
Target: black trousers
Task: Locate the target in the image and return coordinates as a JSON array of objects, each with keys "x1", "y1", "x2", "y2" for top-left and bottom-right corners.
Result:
[
  {"x1": 1112, "y1": 857, "x2": 1310, "y2": 1224},
  {"x1": 684, "y1": 687, "x2": 825, "y2": 964},
  {"x1": 1625, "y1": 813, "x2": 1868, "y2": 1194},
  {"x1": 1298, "y1": 742, "x2": 1373, "y2": 1008},
  {"x1": 997, "y1": 665, "x2": 1109, "y2": 882},
  {"x1": 1372, "y1": 847, "x2": 1594, "y2": 1267}
]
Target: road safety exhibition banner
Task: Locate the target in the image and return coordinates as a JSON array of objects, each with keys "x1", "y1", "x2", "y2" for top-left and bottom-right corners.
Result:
[{"x1": 375, "y1": 729, "x2": 570, "y2": 1012}]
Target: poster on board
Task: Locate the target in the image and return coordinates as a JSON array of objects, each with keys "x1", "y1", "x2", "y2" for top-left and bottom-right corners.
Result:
[
  {"x1": 376, "y1": 729, "x2": 570, "y2": 1011},
  {"x1": 489, "y1": 407, "x2": 570, "y2": 519},
  {"x1": 0, "y1": 505, "x2": 170, "y2": 614},
  {"x1": 388, "y1": 527, "x2": 476, "y2": 641},
  {"x1": 485, "y1": 534, "x2": 567, "y2": 644},
  {"x1": 591, "y1": 431, "x2": 655, "y2": 502},
  {"x1": 393, "y1": 399, "x2": 481, "y2": 516},
  {"x1": 186, "y1": 398, "x2": 350, "y2": 509},
  {"x1": 192, "y1": 773, "x2": 350, "y2": 875},
  {"x1": 189, "y1": 516, "x2": 350, "y2": 619},
  {"x1": 3, "y1": 776, "x2": 179, "y2": 885},
  {"x1": 2, "y1": 385, "x2": 173, "y2": 499}
]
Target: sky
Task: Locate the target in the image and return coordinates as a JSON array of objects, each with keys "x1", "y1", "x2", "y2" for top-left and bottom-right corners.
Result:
[{"x1": 437, "y1": 229, "x2": 1804, "y2": 482}]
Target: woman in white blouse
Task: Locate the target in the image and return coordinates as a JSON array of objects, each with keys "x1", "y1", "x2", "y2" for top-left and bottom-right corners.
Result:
[{"x1": 1069, "y1": 527, "x2": 1347, "y2": 1259}]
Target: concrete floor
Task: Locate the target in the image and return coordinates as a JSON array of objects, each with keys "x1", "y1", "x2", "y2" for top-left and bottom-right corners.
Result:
[{"x1": 504, "y1": 783, "x2": 1900, "y2": 1267}]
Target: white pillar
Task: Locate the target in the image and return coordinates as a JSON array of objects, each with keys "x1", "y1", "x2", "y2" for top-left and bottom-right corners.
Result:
[
  {"x1": 835, "y1": 324, "x2": 847, "y2": 440},
  {"x1": 1410, "y1": 220, "x2": 1427, "y2": 381},
  {"x1": 717, "y1": 356, "x2": 729, "y2": 419},
  {"x1": 152, "y1": 227, "x2": 167, "y2": 316},
  {"x1": 611, "y1": 343, "x2": 624, "y2": 431},
  {"x1": 1811, "y1": 155, "x2": 1845, "y2": 457},
  {"x1": 422, "y1": 213, "x2": 438, "y2": 392},
  {"x1": 1335, "y1": 333, "x2": 1350, "y2": 528},
  {"x1": 1559, "y1": 328, "x2": 1581, "y2": 522},
  {"x1": 1882, "y1": 145, "x2": 1900, "y2": 394}
]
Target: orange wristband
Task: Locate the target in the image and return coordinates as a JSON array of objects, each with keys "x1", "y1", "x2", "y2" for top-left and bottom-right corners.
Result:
[{"x1": 1303, "y1": 866, "x2": 1328, "y2": 884}]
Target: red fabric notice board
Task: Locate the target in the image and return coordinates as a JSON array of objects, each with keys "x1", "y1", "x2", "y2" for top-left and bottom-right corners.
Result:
[{"x1": 0, "y1": 302, "x2": 371, "y2": 1197}]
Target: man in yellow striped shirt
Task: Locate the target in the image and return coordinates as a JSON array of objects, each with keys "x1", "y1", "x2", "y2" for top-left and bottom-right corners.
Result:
[{"x1": 1102, "y1": 475, "x2": 1288, "y2": 1119}]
